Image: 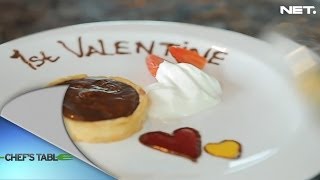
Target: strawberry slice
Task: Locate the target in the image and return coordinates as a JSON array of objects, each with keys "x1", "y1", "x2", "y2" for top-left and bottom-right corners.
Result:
[
  {"x1": 146, "y1": 54, "x2": 164, "y2": 77},
  {"x1": 169, "y1": 46, "x2": 207, "y2": 69}
]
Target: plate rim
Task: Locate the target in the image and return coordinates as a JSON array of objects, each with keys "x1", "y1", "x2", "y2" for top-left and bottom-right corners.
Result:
[{"x1": 0, "y1": 20, "x2": 318, "y2": 180}]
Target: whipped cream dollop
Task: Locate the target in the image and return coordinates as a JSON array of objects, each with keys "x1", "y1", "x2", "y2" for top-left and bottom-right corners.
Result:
[{"x1": 147, "y1": 61, "x2": 222, "y2": 120}]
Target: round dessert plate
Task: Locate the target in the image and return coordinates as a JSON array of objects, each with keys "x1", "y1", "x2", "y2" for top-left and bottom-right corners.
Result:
[{"x1": 0, "y1": 21, "x2": 319, "y2": 180}]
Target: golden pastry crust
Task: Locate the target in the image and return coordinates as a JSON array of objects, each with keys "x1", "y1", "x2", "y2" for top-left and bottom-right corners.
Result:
[
  {"x1": 48, "y1": 74, "x2": 88, "y2": 87},
  {"x1": 51, "y1": 75, "x2": 149, "y2": 143}
]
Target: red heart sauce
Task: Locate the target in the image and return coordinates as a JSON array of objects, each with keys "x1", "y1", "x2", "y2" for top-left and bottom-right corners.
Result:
[{"x1": 139, "y1": 127, "x2": 201, "y2": 161}]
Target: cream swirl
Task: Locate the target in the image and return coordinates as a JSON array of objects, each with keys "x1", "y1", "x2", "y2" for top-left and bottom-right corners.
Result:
[{"x1": 147, "y1": 61, "x2": 222, "y2": 119}]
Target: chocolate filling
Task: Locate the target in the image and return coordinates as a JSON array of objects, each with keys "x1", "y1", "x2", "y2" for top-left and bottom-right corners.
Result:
[{"x1": 61, "y1": 78, "x2": 139, "y2": 121}]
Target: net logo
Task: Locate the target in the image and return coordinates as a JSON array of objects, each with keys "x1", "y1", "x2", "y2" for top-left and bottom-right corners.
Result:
[
  {"x1": 280, "y1": 6, "x2": 317, "y2": 14},
  {"x1": 0, "y1": 153, "x2": 73, "y2": 161}
]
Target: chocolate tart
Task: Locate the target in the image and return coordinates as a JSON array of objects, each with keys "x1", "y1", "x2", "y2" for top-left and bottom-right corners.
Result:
[{"x1": 50, "y1": 75, "x2": 149, "y2": 143}]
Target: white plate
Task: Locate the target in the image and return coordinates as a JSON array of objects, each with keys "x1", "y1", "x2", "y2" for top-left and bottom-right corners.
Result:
[{"x1": 0, "y1": 21, "x2": 319, "y2": 180}]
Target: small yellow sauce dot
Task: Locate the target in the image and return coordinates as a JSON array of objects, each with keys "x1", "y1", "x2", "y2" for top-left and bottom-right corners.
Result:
[{"x1": 204, "y1": 140, "x2": 241, "y2": 159}]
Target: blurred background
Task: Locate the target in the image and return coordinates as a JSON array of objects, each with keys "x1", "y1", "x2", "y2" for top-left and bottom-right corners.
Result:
[
  {"x1": 0, "y1": 0, "x2": 319, "y2": 179},
  {"x1": 0, "y1": 0, "x2": 318, "y2": 45}
]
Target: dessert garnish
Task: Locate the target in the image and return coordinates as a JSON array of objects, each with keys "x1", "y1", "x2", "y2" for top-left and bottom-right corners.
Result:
[
  {"x1": 204, "y1": 140, "x2": 241, "y2": 159},
  {"x1": 169, "y1": 46, "x2": 207, "y2": 69},
  {"x1": 139, "y1": 127, "x2": 201, "y2": 162},
  {"x1": 145, "y1": 53, "x2": 222, "y2": 119},
  {"x1": 145, "y1": 46, "x2": 207, "y2": 77}
]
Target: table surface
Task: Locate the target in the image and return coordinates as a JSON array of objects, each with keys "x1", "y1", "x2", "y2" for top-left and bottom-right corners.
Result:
[{"x1": 0, "y1": 0, "x2": 319, "y2": 179}]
